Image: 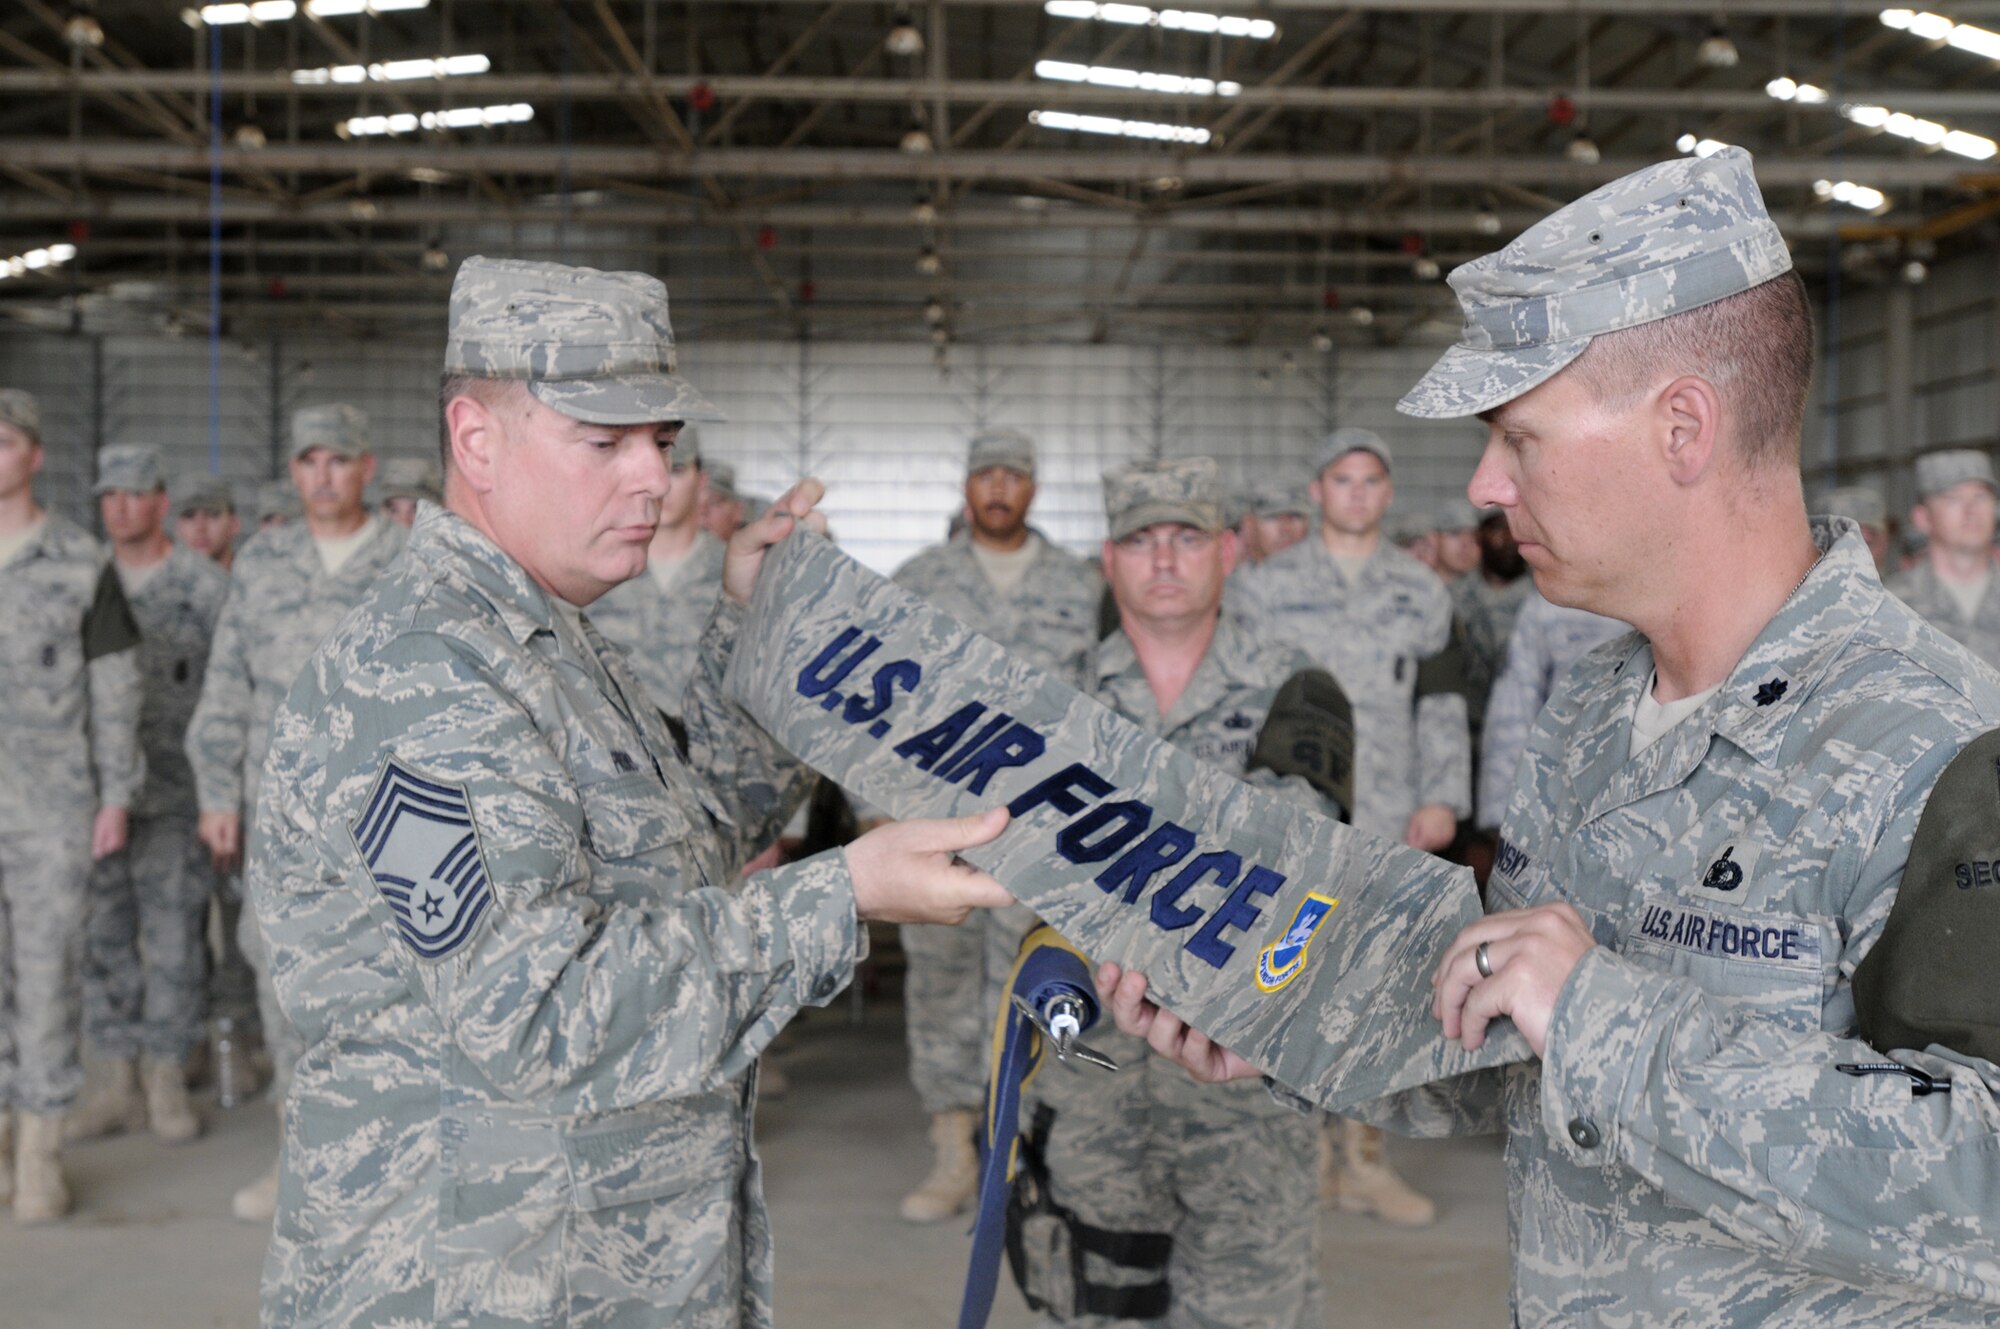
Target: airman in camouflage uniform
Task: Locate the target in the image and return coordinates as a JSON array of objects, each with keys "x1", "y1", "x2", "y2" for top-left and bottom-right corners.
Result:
[
  {"x1": 1821, "y1": 484, "x2": 1892, "y2": 575},
  {"x1": 1887, "y1": 450, "x2": 2000, "y2": 670},
  {"x1": 187, "y1": 402, "x2": 407, "y2": 1221},
  {"x1": 249, "y1": 255, "x2": 1010, "y2": 1328},
  {"x1": 374, "y1": 455, "x2": 442, "y2": 528},
  {"x1": 888, "y1": 428, "x2": 1103, "y2": 1224},
  {"x1": 1446, "y1": 507, "x2": 1530, "y2": 748},
  {"x1": 1021, "y1": 458, "x2": 1330, "y2": 1328},
  {"x1": 0, "y1": 390, "x2": 144, "y2": 1223},
  {"x1": 1474, "y1": 589, "x2": 1625, "y2": 830},
  {"x1": 172, "y1": 471, "x2": 241, "y2": 572},
  {"x1": 1229, "y1": 426, "x2": 1469, "y2": 1226},
  {"x1": 1245, "y1": 480, "x2": 1311, "y2": 566},
  {"x1": 589, "y1": 424, "x2": 728, "y2": 719},
  {"x1": 699, "y1": 459, "x2": 745, "y2": 542},
  {"x1": 69, "y1": 446, "x2": 230, "y2": 1147}
]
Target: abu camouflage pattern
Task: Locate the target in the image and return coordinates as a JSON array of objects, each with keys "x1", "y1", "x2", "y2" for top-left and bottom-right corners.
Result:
[
  {"x1": 727, "y1": 530, "x2": 1530, "y2": 1113},
  {"x1": 1888, "y1": 562, "x2": 2000, "y2": 675},
  {"x1": 1398, "y1": 146, "x2": 1793, "y2": 420},
  {"x1": 1476, "y1": 588, "x2": 1626, "y2": 829},
  {"x1": 444, "y1": 256, "x2": 724, "y2": 426},
  {"x1": 588, "y1": 530, "x2": 728, "y2": 719}
]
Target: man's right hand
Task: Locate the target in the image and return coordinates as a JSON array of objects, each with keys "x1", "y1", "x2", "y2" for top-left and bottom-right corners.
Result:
[
  {"x1": 198, "y1": 810, "x2": 242, "y2": 874},
  {"x1": 844, "y1": 807, "x2": 1016, "y2": 925},
  {"x1": 1096, "y1": 961, "x2": 1262, "y2": 1085}
]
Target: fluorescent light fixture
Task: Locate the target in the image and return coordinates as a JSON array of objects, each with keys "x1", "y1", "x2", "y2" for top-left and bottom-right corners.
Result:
[
  {"x1": 1769, "y1": 75, "x2": 1997, "y2": 160},
  {"x1": 1881, "y1": 8, "x2": 2000, "y2": 59},
  {"x1": 195, "y1": 0, "x2": 427, "y2": 20},
  {"x1": 1674, "y1": 134, "x2": 1731, "y2": 157},
  {"x1": 342, "y1": 102, "x2": 532, "y2": 137},
  {"x1": 1043, "y1": 1, "x2": 1276, "y2": 40},
  {"x1": 0, "y1": 242, "x2": 77, "y2": 281},
  {"x1": 1814, "y1": 178, "x2": 1889, "y2": 211},
  {"x1": 1028, "y1": 108, "x2": 1211, "y2": 143},
  {"x1": 292, "y1": 54, "x2": 489, "y2": 84},
  {"x1": 1035, "y1": 59, "x2": 1241, "y2": 96}
]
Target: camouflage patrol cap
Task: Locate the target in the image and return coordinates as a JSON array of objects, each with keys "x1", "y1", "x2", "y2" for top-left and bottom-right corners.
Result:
[
  {"x1": 1434, "y1": 497, "x2": 1482, "y2": 532},
  {"x1": 1103, "y1": 456, "x2": 1224, "y2": 540},
  {"x1": 1223, "y1": 485, "x2": 1254, "y2": 529},
  {"x1": 1312, "y1": 427, "x2": 1392, "y2": 476},
  {"x1": 1399, "y1": 146, "x2": 1793, "y2": 420},
  {"x1": 705, "y1": 460, "x2": 738, "y2": 501},
  {"x1": 1853, "y1": 726, "x2": 2000, "y2": 1064},
  {"x1": 0, "y1": 388, "x2": 41, "y2": 441},
  {"x1": 967, "y1": 429, "x2": 1036, "y2": 478},
  {"x1": 290, "y1": 403, "x2": 368, "y2": 461},
  {"x1": 673, "y1": 424, "x2": 702, "y2": 468},
  {"x1": 376, "y1": 456, "x2": 441, "y2": 503},
  {"x1": 92, "y1": 443, "x2": 166, "y2": 495},
  {"x1": 1913, "y1": 449, "x2": 1998, "y2": 501},
  {"x1": 1819, "y1": 484, "x2": 1887, "y2": 530},
  {"x1": 1251, "y1": 480, "x2": 1313, "y2": 521},
  {"x1": 444, "y1": 255, "x2": 724, "y2": 426},
  {"x1": 254, "y1": 478, "x2": 301, "y2": 524},
  {"x1": 1388, "y1": 510, "x2": 1436, "y2": 545},
  {"x1": 169, "y1": 471, "x2": 234, "y2": 516}
]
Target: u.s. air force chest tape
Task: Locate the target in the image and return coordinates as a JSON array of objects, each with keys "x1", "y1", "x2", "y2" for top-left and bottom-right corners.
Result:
[{"x1": 727, "y1": 531, "x2": 1531, "y2": 1111}]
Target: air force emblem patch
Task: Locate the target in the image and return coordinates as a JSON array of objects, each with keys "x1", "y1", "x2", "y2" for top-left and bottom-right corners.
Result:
[
  {"x1": 1255, "y1": 892, "x2": 1340, "y2": 993},
  {"x1": 351, "y1": 757, "x2": 495, "y2": 961}
]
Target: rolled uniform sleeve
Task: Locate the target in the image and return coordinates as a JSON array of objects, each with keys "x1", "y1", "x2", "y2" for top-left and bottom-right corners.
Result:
[
  {"x1": 295, "y1": 632, "x2": 859, "y2": 1119},
  {"x1": 187, "y1": 578, "x2": 254, "y2": 814},
  {"x1": 1537, "y1": 773, "x2": 2000, "y2": 1306}
]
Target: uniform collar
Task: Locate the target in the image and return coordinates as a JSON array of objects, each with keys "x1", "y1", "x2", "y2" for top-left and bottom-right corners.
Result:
[
  {"x1": 1091, "y1": 614, "x2": 1247, "y2": 730},
  {"x1": 409, "y1": 504, "x2": 559, "y2": 646}
]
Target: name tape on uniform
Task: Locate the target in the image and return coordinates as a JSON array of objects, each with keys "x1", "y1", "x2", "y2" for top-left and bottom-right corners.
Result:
[{"x1": 726, "y1": 531, "x2": 1531, "y2": 1111}]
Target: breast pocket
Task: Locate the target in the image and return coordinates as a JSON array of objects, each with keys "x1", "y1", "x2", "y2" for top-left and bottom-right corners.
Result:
[
  {"x1": 577, "y1": 771, "x2": 694, "y2": 864},
  {"x1": 1621, "y1": 896, "x2": 1831, "y2": 1033}
]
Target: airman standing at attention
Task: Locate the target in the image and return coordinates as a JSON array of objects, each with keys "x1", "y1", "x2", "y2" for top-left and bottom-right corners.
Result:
[
  {"x1": 0, "y1": 390, "x2": 143, "y2": 1223},
  {"x1": 1887, "y1": 450, "x2": 2000, "y2": 669},
  {"x1": 171, "y1": 473, "x2": 241, "y2": 571}
]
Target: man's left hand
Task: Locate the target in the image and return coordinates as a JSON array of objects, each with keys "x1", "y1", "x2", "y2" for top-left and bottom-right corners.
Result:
[
  {"x1": 1432, "y1": 902, "x2": 1594, "y2": 1056},
  {"x1": 723, "y1": 477, "x2": 830, "y2": 605},
  {"x1": 92, "y1": 805, "x2": 129, "y2": 861}
]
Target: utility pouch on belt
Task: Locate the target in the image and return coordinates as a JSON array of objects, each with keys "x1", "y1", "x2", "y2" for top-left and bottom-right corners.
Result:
[{"x1": 1006, "y1": 1104, "x2": 1173, "y2": 1322}]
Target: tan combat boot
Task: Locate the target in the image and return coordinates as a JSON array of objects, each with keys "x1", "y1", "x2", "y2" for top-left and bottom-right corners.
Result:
[
  {"x1": 62, "y1": 1057, "x2": 148, "y2": 1141},
  {"x1": 0, "y1": 1110, "x2": 13, "y2": 1205},
  {"x1": 899, "y1": 1108, "x2": 979, "y2": 1224},
  {"x1": 143, "y1": 1057, "x2": 203, "y2": 1143},
  {"x1": 1334, "y1": 1118, "x2": 1436, "y2": 1228},
  {"x1": 232, "y1": 1100, "x2": 282, "y2": 1223},
  {"x1": 14, "y1": 1112, "x2": 71, "y2": 1224}
]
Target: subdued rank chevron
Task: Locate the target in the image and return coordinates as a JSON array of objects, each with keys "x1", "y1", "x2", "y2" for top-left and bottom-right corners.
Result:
[
  {"x1": 726, "y1": 530, "x2": 1530, "y2": 1113},
  {"x1": 350, "y1": 757, "x2": 495, "y2": 960}
]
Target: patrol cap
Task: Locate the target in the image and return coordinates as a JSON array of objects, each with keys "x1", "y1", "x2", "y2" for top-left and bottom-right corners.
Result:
[
  {"x1": 443, "y1": 255, "x2": 724, "y2": 426},
  {"x1": 376, "y1": 456, "x2": 441, "y2": 503},
  {"x1": 92, "y1": 444, "x2": 165, "y2": 495},
  {"x1": 1251, "y1": 480, "x2": 1313, "y2": 521},
  {"x1": 170, "y1": 471, "x2": 234, "y2": 516},
  {"x1": 705, "y1": 460, "x2": 738, "y2": 501},
  {"x1": 290, "y1": 403, "x2": 369, "y2": 461},
  {"x1": 1388, "y1": 510, "x2": 1436, "y2": 545},
  {"x1": 1853, "y1": 727, "x2": 2000, "y2": 1064},
  {"x1": 1103, "y1": 456, "x2": 1224, "y2": 541},
  {"x1": 1913, "y1": 449, "x2": 1998, "y2": 501},
  {"x1": 1312, "y1": 427, "x2": 1392, "y2": 477},
  {"x1": 1434, "y1": 497, "x2": 1482, "y2": 533},
  {"x1": 1819, "y1": 485, "x2": 1887, "y2": 530},
  {"x1": 0, "y1": 389, "x2": 41, "y2": 441},
  {"x1": 254, "y1": 478, "x2": 301, "y2": 524},
  {"x1": 967, "y1": 428, "x2": 1036, "y2": 478},
  {"x1": 1399, "y1": 147, "x2": 1793, "y2": 420}
]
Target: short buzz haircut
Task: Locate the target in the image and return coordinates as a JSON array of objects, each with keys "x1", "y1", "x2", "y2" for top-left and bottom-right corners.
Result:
[
  {"x1": 1563, "y1": 269, "x2": 1814, "y2": 471},
  {"x1": 437, "y1": 373, "x2": 524, "y2": 470}
]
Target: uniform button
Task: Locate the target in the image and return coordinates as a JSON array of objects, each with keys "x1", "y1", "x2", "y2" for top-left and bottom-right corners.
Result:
[
  {"x1": 1567, "y1": 1117, "x2": 1601, "y2": 1150},
  {"x1": 812, "y1": 976, "x2": 838, "y2": 1002}
]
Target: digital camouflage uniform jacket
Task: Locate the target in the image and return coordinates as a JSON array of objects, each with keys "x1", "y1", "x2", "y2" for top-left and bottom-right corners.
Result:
[
  {"x1": 0, "y1": 512, "x2": 143, "y2": 829},
  {"x1": 1886, "y1": 560, "x2": 2000, "y2": 676},
  {"x1": 892, "y1": 532, "x2": 1101, "y2": 681},
  {"x1": 1230, "y1": 538, "x2": 1470, "y2": 839},
  {"x1": 187, "y1": 513, "x2": 408, "y2": 819},
  {"x1": 124, "y1": 544, "x2": 230, "y2": 820},
  {"x1": 1361, "y1": 523, "x2": 2000, "y2": 1326},
  {"x1": 250, "y1": 507, "x2": 858, "y2": 1328},
  {"x1": 588, "y1": 530, "x2": 727, "y2": 718},
  {"x1": 1476, "y1": 590, "x2": 1626, "y2": 830}
]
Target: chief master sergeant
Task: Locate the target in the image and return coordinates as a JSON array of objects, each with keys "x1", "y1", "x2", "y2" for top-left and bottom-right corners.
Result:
[
  {"x1": 248, "y1": 256, "x2": 1014, "y2": 1328},
  {"x1": 1104, "y1": 147, "x2": 2000, "y2": 1325}
]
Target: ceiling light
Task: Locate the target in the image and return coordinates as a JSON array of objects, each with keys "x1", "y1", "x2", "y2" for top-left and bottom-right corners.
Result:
[
  {"x1": 1412, "y1": 256, "x2": 1441, "y2": 281},
  {"x1": 292, "y1": 54, "x2": 489, "y2": 84},
  {"x1": 342, "y1": 103, "x2": 533, "y2": 136},
  {"x1": 1882, "y1": 9, "x2": 2000, "y2": 60},
  {"x1": 916, "y1": 246, "x2": 943, "y2": 276},
  {"x1": 233, "y1": 121, "x2": 267, "y2": 149},
  {"x1": 886, "y1": 10, "x2": 924, "y2": 56},
  {"x1": 1042, "y1": 1, "x2": 1277, "y2": 40},
  {"x1": 1034, "y1": 60, "x2": 1241, "y2": 96},
  {"x1": 1814, "y1": 178, "x2": 1890, "y2": 212},
  {"x1": 63, "y1": 6, "x2": 105, "y2": 48},
  {"x1": 1675, "y1": 133, "x2": 1731, "y2": 157},
  {"x1": 1473, "y1": 200, "x2": 1503, "y2": 236},
  {"x1": 1565, "y1": 132, "x2": 1601, "y2": 164},
  {"x1": 899, "y1": 124, "x2": 934, "y2": 154},
  {"x1": 1696, "y1": 25, "x2": 1739, "y2": 68},
  {"x1": 911, "y1": 196, "x2": 938, "y2": 224},
  {"x1": 1764, "y1": 76, "x2": 1830, "y2": 104},
  {"x1": 0, "y1": 242, "x2": 77, "y2": 282},
  {"x1": 1902, "y1": 258, "x2": 1929, "y2": 284},
  {"x1": 194, "y1": 0, "x2": 426, "y2": 21},
  {"x1": 1029, "y1": 109, "x2": 1211, "y2": 145},
  {"x1": 421, "y1": 242, "x2": 450, "y2": 271},
  {"x1": 1767, "y1": 75, "x2": 1992, "y2": 159},
  {"x1": 1309, "y1": 327, "x2": 1334, "y2": 353},
  {"x1": 923, "y1": 298, "x2": 947, "y2": 324},
  {"x1": 1347, "y1": 305, "x2": 1375, "y2": 327}
]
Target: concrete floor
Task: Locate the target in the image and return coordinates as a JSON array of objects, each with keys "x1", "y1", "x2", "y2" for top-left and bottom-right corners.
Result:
[{"x1": 2, "y1": 1009, "x2": 1509, "y2": 1328}]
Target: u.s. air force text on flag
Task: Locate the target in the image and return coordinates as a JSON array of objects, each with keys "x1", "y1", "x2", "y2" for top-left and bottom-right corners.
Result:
[{"x1": 726, "y1": 531, "x2": 1531, "y2": 1111}]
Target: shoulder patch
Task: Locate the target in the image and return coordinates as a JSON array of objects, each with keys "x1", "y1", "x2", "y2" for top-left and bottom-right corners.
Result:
[{"x1": 350, "y1": 757, "x2": 495, "y2": 961}]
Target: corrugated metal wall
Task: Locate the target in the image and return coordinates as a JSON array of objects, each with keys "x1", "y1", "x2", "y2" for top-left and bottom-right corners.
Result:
[{"x1": 2, "y1": 330, "x2": 1486, "y2": 574}]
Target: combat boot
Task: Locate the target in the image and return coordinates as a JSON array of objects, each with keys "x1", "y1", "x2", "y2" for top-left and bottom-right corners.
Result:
[
  {"x1": 62, "y1": 1056, "x2": 147, "y2": 1141},
  {"x1": 14, "y1": 1113, "x2": 70, "y2": 1224},
  {"x1": 0, "y1": 1110, "x2": 13, "y2": 1205},
  {"x1": 142, "y1": 1057, "x2": 203, "y2": 1143},
  {"x1": 899, "y1": 1108, "x2": 978, "y2": 1223},
  {"x1": 231, "y1": 1101, "x2": 282, "y2": 1223},
  {"x1": 1334, "y1": 1118, "x2": 1436, "y2": 1227}
]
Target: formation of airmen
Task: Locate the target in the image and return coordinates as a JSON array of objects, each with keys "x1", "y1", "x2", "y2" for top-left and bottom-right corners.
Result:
[{"x1": 0, "y1": 145, "x2": 1993, "y2": 1329}]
